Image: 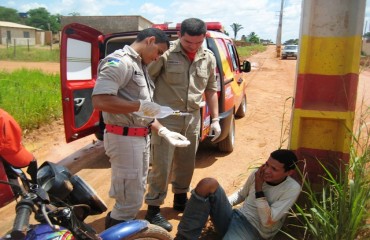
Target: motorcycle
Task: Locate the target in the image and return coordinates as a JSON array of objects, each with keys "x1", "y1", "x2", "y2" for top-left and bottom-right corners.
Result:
[{"x1": 0, "y1": 160, "x2": 172, "y2": 240}]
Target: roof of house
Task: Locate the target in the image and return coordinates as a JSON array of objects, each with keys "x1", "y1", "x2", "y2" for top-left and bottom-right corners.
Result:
[{"x1": 0, "y1": 21, "x2": 41, "y2": 30}]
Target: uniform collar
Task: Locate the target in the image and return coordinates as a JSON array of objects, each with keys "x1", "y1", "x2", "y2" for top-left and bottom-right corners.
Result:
[
  {"x1": 172, "y1": 39, "x2": 206, "y2": 60},
  {"x1": 123, "y1": 45, "x2": 142, "y2": 62}
]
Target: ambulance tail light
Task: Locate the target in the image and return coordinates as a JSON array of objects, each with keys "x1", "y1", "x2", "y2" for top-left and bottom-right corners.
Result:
[
  {"x1": 152, "y1": 24, "x2": 169, "y2": 30},
  {"x1": 206, "y1": 22, "x2": 223, "y2": 31},
  {"x1": 174, "y1": 22, "x2": 223, "y2": 31}
]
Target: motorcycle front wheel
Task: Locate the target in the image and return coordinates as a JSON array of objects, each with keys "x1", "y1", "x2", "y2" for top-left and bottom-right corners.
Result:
[{"x1": 125, "y1": 224, "x2": 173, "y2": 240}]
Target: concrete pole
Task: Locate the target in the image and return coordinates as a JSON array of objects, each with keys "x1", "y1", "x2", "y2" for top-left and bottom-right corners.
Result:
[
  {"x1": 276, "y1": 0, "x2": 284, "y2": 57},
  {"x1": 289, "y1": 0, "x2": 366, "y2": 184}
]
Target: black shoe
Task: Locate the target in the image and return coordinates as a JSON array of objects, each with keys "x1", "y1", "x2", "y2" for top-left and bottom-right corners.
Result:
[
  {"x1": 105, "y1": 211, "x2": 126, "y2": 229},
  {"x1": 145, "y1": 206, "x2": 173, "y2": 232},
  {"x1": 173, "y1": 193, "x2": 188, "y2": 212}
]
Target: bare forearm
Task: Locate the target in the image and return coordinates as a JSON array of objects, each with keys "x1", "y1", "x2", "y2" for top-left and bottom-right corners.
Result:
[
  {"x1": 92, "y1": 94, "x2": 140, "y2": 114},
  {"x1": 205, "y1": 90, "x2": 218, "y2": 118}
]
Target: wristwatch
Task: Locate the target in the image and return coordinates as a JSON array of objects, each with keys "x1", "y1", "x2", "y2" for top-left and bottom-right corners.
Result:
[{"x1": 255, "y1": 191, "x2": 265, "y2": 198}]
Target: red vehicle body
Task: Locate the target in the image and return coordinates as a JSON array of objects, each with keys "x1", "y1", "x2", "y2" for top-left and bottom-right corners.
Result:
[{"x1": 60, "y1": 22, "x2": 250, "y2": 152}]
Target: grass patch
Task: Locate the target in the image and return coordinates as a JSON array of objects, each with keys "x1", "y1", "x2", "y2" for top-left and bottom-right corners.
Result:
[
  {"x1": 237, "y1": 44, "x2": 267, "y2": 58},
  {"x1": 0, "y1": 45, "x2": 59, "y2": 62},
  {"x1": 0, "y1": 68, "x2": 61, "y2": 131}
]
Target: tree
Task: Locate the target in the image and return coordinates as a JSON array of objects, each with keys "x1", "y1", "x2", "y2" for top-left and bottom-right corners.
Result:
[
  {"x1": 230, "y1": 23, "x2": 243, "y2": 40},
  {"x1": 0, "y1": 6, "x2": 21, "y2": 23},
  {"x1": 247, "y1": 32, "x2": 260, "y2": 44},
  {"x1": 68, "y1": 12, "x2": 80, "y2": 16},
  {"x1": 283, "y1": 39, "x2": 299, "y2": 45},
  {"x1": 25, "y1": 7, "x2": 60, "y2": 33}
]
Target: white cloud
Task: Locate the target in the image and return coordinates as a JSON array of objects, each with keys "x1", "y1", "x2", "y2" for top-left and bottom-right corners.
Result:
[
  {"x1": 46, "y1": 0, "x2": 106, "y2": 15},
  {"x1": 134, "y1": 0, "x2": 300, "y2": 42},
  {"x1": 139, "y1": 3, "x2": 166, "y2": 15},
  {"x1": 18, "y1": 3, "x2": 48, "y2": 12}
]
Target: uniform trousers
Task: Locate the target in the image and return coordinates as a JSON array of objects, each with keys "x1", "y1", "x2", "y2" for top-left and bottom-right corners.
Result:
[
  {"x1": 145, "y1": 111, "x2": 200, "y2": 206},
  {"x1": 104, "y1": 131, "x2": 150, "y2": 220}
]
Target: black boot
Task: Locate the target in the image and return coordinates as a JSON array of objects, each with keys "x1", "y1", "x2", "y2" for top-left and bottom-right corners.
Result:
[
  {"x1": 145, "y1": 205, "x2": 173, "y2": 232},
  {"x1": 173, "y1": 193, "x2": 188, "y2": 212},
  {"x1": 105, "y1": 211, "x2": 126, "y2": 229}
]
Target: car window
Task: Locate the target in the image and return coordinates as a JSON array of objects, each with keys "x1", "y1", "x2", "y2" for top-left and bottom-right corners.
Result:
[
  {"x1": 214, "y1": 38, "x2": 233, "y2": 73},
  {"x1": 285, "y1": 45, "x2": 297, "y2": 50},
  {"x1": 226, "y1": 42, "x2": 238, "y2": 71}
]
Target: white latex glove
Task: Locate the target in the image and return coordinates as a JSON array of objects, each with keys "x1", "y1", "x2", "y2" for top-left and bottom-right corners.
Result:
[
  {"x1": 158, "y1": 127, "x2": 191, "y2": 147},
  {"x1": 138, "y1": 100, "x2": 161, "y2": 118},
  {"x1": 210, "y1": 118, "x2": 221, "y2": 142}
]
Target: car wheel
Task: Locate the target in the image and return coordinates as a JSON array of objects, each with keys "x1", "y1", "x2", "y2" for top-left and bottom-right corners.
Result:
[
  {"x1": 218, "y1": 115, "x2": 235, "y2": 152},
  {"x1": 235, "y1": 94, "x2": 247, "y2": 118}
]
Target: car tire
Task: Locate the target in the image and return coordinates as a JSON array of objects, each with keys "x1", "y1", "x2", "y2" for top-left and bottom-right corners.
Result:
[
  {"x1": 218, "y1": 115, "x2": 235, "y2": 152},
  {"x1": 235, "y1": 94, "x2": 247, "y2": 118}
]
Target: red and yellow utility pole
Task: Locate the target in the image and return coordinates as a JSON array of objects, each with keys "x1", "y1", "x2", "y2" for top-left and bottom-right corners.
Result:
[{"x1": 290, "y1": 0, "x2": 366, "y2": 183}]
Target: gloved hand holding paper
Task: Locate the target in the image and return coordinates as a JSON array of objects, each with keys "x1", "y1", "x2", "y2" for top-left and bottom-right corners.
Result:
[{"x1": 158, "y1": 127, "x2": 191, "y2": 147}]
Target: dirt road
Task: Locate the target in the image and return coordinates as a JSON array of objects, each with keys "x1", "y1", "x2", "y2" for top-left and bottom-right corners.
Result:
[
  {"x1": 0, "y1": 60, "x2": 60, "y2": 74},
  {"x1": 0, "y1": 46, "x2": 368, "y2": 239}
]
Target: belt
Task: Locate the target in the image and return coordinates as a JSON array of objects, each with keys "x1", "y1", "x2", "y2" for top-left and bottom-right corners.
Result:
[{"x1": 105, "y1": 124, "x2": 151, "y2": 137}]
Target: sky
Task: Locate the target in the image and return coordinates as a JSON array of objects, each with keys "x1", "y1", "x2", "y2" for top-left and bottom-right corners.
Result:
[{"x1": 1, "y1": 0, "x2": 370, "y2": 43}]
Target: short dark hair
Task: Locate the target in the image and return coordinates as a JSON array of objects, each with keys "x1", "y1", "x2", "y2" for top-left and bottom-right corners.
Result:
[
  {"x1": 180, "y1": 18, "x2": 207, "y2": 36},
  {"x1": 270, "y1": 149, "x2": 298, "y2": 171},
  {"x1": 136, "y1": 28, "x2": 170, "y2": 48}
]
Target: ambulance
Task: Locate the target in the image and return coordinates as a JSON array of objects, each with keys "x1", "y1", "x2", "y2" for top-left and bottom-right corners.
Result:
[{"x1": 60, "y1": 22, "x2": 251, "y2": 152}]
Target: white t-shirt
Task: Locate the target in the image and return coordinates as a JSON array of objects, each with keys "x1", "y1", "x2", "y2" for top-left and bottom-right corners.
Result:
[{"x1": 228, "y1": 169, "x2": 301, "y2": 239}]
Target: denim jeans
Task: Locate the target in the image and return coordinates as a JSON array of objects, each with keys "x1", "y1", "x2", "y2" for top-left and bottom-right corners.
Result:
[{"x1": 176, "y1": 186, "x2": 262, "y2": 240}]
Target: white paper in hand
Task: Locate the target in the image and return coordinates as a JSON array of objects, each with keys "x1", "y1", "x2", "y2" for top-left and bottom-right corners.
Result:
[{"x1": 134, "y1": 106, "x2": 190, "y2": 119}]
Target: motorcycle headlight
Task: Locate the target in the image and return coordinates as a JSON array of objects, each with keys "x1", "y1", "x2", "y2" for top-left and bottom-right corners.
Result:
[
  {"x1": 37, "y1": 161, "x2": 73, "y2": 200},
  {"x1": 69, "y1": 175, "x2": 107, "y2": 215}
]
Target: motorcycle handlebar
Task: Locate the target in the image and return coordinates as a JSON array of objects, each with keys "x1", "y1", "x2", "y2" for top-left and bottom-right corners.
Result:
[{"x1": 11, "y1": 198, "x2": 34, "y2": 240}]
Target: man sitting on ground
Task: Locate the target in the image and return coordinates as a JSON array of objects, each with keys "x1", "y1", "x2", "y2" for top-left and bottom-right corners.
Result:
[{"x1": 175, "y1": 149, "x2": 301, "y2": 240}]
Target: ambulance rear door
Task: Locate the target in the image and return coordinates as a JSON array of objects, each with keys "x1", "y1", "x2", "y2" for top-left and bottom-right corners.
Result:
[{"x1": 60, "y1": 23, "x2": 103, "y2": 143}]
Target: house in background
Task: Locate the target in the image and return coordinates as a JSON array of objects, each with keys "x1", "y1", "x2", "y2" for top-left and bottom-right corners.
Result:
[
  {"x1": 60, "y1": 15, "x2": 153, "y2": 34},
  {"x1": 0, "y1": 21, "x2": 47, "y2": 46}
]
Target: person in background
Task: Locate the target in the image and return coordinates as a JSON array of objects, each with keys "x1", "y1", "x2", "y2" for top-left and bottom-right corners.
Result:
[
  {"x1": 175, "y1": 149, "x2": 301, "y2": 240},
  {"x1": 0, "y1": 108, "x2": 38, "y2": 194},
  {"x1": 0, "y1": 109, "x2": 35, "y2": 169},
  {"x1": 91, "y1": 28, "x2": 190, "y2": 229},
  {"x1": 144, "y1": 18, "x2": 221, "y2": 232}
]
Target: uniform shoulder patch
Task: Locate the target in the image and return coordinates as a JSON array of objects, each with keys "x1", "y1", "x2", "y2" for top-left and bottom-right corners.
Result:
[{"x1": 105, "y1": 58, "x2": 121, "y2": 67}]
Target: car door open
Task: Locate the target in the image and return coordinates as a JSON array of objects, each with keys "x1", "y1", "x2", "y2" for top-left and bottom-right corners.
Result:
[{"x1": 60, "y1": 23, "x2": 102, "y2": 142}]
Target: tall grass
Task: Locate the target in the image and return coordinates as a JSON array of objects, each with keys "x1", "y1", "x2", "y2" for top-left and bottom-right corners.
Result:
[
  {"x1": 0, "y1": 45, "x2": 59, "y2": 62},
  {"x1": 286, "y1": 106, "x2": 370, "y2": 240},
  {"x1": 0, "y1": 69, "x2": 61, "y2": 131}
]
